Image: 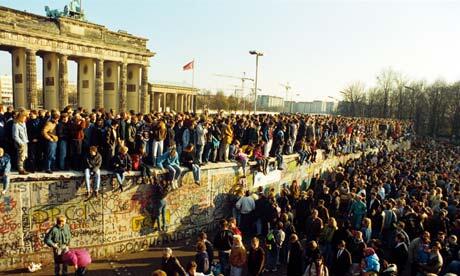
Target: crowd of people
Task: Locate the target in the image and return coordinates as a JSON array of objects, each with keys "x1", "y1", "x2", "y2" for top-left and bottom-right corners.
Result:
[
  {"x1": 0, "y1": 104, "x2": 409, "y2": 198},
  {"x1": 152, "y1": 138, "x2": 460, "y2": 276}
]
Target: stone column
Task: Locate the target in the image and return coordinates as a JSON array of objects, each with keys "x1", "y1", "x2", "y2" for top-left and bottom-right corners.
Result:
[
  {"x1": 43, "y1": 53, "x2": 59, "y2": 110},
  {"x1": 95, "y1": 59, "x2": 104, "y2": 110},
  {"x1": 174, "y1": 93, "x2": 178, "y2": 112},
  {"x1": 127, "y1": 64, "x2": 140, "y2": 112},
  {"x1": 26, "y1": 49, "x2": 37, "y2": 109},
  {"x1": 146, "y1": 92, "x2": 151, "y2": 113},
  {"x1": 104, "y1": 61, "x2": 119, "y2": 111},
  {"x1": 191, "y1": 94, "x2": 195, "y2": 113},
  {"x1": 150, "y1": 92, "x2": 156, "y2": 112},
  {"x1": 11, "y1": 48, "x2": 27, "y2": 109},
  {"x1": 78, "y1": 58, "x2": 95, "y2": 112},
  {"x1": 141, "y1": 66, "x2": 148, "y2": 113},
  {"x1": 181, "y1": 94, "x2": 185, "y2": 112},
  {"x1": 59, "y1": 54, "x2": 69, "y2": 110},
  {"x1": 163, "y1": 92, "x2": 167, "y2": 112},
  {"x1": 119, "y1": 63, "x2": 127, "y2": 112},
  {"x1": 182, "y1": 94, "x2": 187, "y2": 112}
]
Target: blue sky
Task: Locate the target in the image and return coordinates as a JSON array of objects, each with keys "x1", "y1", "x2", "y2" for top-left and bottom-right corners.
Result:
[{"x1": 1, "y1": 0, "x2": 460, "y2": 101}]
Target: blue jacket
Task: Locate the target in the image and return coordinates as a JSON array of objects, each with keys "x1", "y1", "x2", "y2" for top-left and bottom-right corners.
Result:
[
  {"x1": 156, "y1": 151, "x2": 179, "y2": 169},
  {"x1": 13, "y1": 122, "x2": 29, "y2": 145},
  {"x1": 0, "y1": 154, "x2": 11, "y2": 174},
  {"x1": 182, "y1": 128, "x2": 190, "y2": 147},
  {"x1": 364, "y1": 254, "x2": 380, "y2": 272}
]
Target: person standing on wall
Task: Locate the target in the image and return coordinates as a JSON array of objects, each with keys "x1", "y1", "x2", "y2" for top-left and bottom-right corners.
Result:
[
  {"x1": 69, "y1": 112, "x2": 86, "y2": 170},
  {"x1": 56, "y1": 113, "x2": 70, "y2": 171},
  {"x1": 12, "y1": 111, "x2": 29, "y2": 175},
  {"x1": 42, "y1": 113, "x2": 60, "y2": 174},
  {"x1": 152, "y1": 116, "x2": 167, "y2": 164},
  {"x1": 26, "y1": 110, "x2": 42, "y2": 172},
  {"x1": 44, "y1": 215, "x2": 72, "y2": 276}
]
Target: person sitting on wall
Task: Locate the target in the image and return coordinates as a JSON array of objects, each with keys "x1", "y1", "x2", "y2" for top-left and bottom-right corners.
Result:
[
  {"x1": 44, "y1": 215, "x2": 72, "y2": 276},
  {"x1": 156, "y1": 146, "x2": 182, "y2": 190},
  {"x1": 180, "y1": 144, "x2": 201, "y2": 185},
  {"x1": 112, "y1": 145, "x2": 132, "y2": 192},
  {"x1": 0, "y1": 147, "x2": 11, "y2": 195},
  {"x1": 253, "y1": 141, "x2": 269, "y2": 175},
  {"x1": 84, "y1": 146, "x2": 102, "y2": 198},
  {"x1": 138, "y1": 147, "x2": 153, "y2": 184},
  {"x1": 294, "y1": 137, "x2": 311, "y2": 166}
]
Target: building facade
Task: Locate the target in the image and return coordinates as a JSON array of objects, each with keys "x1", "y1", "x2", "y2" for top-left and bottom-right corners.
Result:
[
  {"x1": 257, "y1": 95, "x2": 284, "y2": 111},
  {"x1": 284, "y1": 100, "x2": 338, "y2": 114},
  {"x1": 0, "y1": 74, "x2": 13, "y2": 106},
  {"x1": 149, "y1": 83, "x2": 198, "y2": 113},
  {"x1": 0, "y1": 6, "x2": 154, "y2": 112}
]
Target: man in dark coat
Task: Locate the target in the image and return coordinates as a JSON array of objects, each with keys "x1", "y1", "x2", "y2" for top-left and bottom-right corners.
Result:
[
  {"x1": 287, "y1": 234, "x2": 304, "y2": 276},
  {"x1": 248, "y1": 237, "x2": 265, "y2": 276},
  {"x1": 391, "y1": 233, "x2": 408, "y2": 275},
  {"x1": 332, "y1": 240, "x2": 352, "y2": 276},
  {"x1": 213, "y1": 219, "x2": 234, "y2": 275},
  {"x1": 160, "y1": 247, "x2": 186, "y2": 276}
]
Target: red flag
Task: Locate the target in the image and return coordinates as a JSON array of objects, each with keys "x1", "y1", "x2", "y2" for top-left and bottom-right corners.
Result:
[{"x1": 183, "y1": 60, "x2": 194, "y2": 71}]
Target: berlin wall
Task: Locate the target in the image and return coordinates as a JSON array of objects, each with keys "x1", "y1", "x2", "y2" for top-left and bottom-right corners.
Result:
[{"x1": 0, "y1": 141, "x2": 410, "y2": 270}]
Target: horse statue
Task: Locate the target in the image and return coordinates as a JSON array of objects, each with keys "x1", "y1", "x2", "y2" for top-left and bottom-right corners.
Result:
[
  {"x1": 44, "y1": 0, "x2": 85, "y2": 20},
  {"x1": 44, "y1": 6, "x2": 63, "y2": 19}
]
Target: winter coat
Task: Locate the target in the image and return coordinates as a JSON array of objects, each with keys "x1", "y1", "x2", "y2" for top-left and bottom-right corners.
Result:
[
  {"x1": 112, "y1": 153, "x2": 132, "y2": 172},
  {"x1": 248, "y1": 247, "x2": 265, "y2": 276},
  {"x1": 229, "y1": 246, "x2": 247, "y2": 267},
  {"x1": 363, "y1": 253, "x2": 380, "y2": 273},
  {"x1": 194, "y1": 251, "x2": 209, "y2": 273},
  {"x1": 85, "y1": 153, "x2": 102, "y2": 172},
  {"x1": 13, "y1": 121, "x2": 29, "y2": 145},
  {"x1": 213, "y1": 229, "x2": 233, "y2": 251},
  {"x1": 157, "y1": 151, "x2": 180, "y2": 169},
  {"x1": 61, "y1": 249, "x2": 92, "y2": 268},
  {"x1": 161, "y1": 256, "x2": 186, "y2": 276}
]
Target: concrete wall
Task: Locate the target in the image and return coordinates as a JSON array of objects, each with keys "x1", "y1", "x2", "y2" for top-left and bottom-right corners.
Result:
[{"x1": 0, "y1": 141, "x2": 409, "y2": 270}]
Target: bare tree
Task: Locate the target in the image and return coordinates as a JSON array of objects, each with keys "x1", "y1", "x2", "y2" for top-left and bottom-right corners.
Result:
[
  {"x1": 376, "y1": 68, "x2": 397, "y2": 118},
  {"x1": 339, "y1": 81, "x2": 366, "y2": 117}
]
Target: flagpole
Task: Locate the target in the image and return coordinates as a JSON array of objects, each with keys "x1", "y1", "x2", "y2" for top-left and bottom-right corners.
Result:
[
  {"x1": 192, "y1": 59, "x2": 195, "y2": 88},
  {"x1": 192, "y1": 59, "x2": 195, "y2": 113}
]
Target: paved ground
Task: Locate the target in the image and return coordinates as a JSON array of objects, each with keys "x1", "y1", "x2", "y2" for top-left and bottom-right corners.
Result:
[
  {"x1": 1, "y1": 240, "x2": 286, "y2": 276},
  {"x1": 1, "y1": 242, "x2": 195, "y2": 276}
]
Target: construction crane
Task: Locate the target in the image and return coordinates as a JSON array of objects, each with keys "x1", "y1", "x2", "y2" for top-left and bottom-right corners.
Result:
[{"x1": 214, "y1": 72, "x2": 254, "y2": 111}]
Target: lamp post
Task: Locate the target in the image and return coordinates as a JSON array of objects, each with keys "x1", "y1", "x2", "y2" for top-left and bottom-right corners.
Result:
[
  {"x1": 249, "y1": 50, "x2": 263, "y2": 114},
  {"x1": 290, "y1": 93, "x2": 300, "y2": 113}
]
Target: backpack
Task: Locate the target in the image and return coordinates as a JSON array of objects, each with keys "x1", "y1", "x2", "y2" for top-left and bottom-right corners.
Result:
[{"x1": 266, "y1": 230, "x2": 277, "y2": 251}]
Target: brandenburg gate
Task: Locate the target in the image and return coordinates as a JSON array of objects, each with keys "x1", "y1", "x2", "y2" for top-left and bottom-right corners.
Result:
[{"x1": 0, "y1": 6, "x2": 160, "y2": 112}]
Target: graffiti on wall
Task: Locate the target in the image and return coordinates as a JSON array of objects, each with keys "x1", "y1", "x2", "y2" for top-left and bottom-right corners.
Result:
[{"x1": 0, "y1": 142, "x2": 409, "y2": 270}]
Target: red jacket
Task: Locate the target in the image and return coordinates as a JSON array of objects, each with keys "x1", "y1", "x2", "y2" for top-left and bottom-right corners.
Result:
[{"x1": 70, "y1": 119, "x2": 86, "y2": 140}]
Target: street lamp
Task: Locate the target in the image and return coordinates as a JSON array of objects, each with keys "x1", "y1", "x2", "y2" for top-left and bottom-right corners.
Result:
[{"x1": 249, "y1": 50, "x2": 263, "y2": 114}]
